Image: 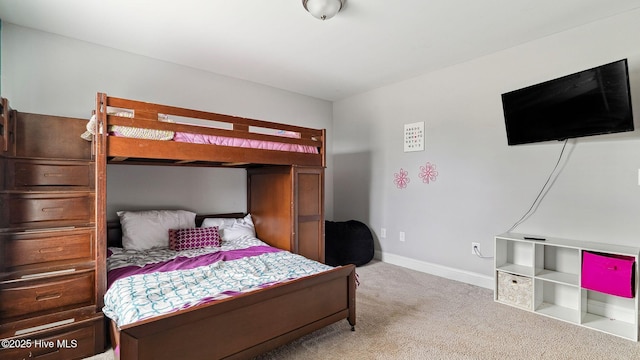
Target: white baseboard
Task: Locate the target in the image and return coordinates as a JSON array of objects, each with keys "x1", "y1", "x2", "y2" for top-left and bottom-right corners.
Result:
[{"x1": 375, "y1": 250, "x2": 494, "y2": 289}]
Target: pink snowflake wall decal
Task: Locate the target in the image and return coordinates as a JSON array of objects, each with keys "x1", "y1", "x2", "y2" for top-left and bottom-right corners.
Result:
[
  {"x1": 419, "y1": 162, "x2": 438, "y2": 184},
  {"x1": 394, "y1": 168, "x2": 410, "y2": 189}
]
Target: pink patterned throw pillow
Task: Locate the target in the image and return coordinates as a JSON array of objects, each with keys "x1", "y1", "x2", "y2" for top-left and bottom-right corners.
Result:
[{"x1": 169, "y1": 227, "x2": 221, "y2": 251}]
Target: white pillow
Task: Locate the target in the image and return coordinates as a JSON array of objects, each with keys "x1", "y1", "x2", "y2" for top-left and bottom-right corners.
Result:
[
  {"x1": 201, "y1": 217, "x2": 235, "y2": 230},
  {"x1": 224, "y1": 214, "x2": 256, "y2": 241},
  {"x1": 201, "y1": 214, "x2": 255, "y2": 241},
  {"x1": 118, "y1": 210, "x2": 196, "y2": 250}
]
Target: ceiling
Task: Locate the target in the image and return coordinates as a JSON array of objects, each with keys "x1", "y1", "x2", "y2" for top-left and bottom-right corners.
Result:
[{"x1": 1, "y1": 0, "x2": 640, "y2": 101}]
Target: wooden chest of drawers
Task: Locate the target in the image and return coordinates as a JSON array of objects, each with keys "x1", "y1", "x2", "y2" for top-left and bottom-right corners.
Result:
[{"x1": 0, "y1": 110, "x2": 104, "y2": 359}]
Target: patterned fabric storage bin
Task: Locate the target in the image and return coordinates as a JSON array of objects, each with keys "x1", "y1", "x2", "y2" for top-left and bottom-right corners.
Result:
[
  {"x1": 497, "y1": 272, "x2": 533, "y2": 310},
  {"x1": 582, "y1": 251, "x2": 635, "y2": 298}
]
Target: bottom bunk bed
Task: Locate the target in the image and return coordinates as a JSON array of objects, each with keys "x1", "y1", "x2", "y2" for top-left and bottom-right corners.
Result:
[{"x1": 105, "y1": 212, "x2": 356, "y2": 360}]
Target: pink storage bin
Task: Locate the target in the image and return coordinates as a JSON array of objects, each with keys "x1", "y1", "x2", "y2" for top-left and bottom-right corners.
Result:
[{"x1": 582, "y1": 251, "x2": 636, "y2": 298}]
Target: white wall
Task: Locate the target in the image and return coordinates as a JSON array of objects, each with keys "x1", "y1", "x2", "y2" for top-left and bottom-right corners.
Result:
[
  {"x1": 333, "y1": 9, "x2": 640, "y2": 287},
  {"x1": 0, "y1": 23, "x2": 334, "y2": 220}
]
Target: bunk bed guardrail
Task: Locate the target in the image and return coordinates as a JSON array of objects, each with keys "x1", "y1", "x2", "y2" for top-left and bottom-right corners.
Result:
[{"x1": 95, "y1": 92, "x2": 326, "y2": 167}]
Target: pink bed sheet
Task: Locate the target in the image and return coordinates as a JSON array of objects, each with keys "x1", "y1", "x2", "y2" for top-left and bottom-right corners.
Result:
[{"x1": 173, "y1": 132, "x2": 318, "y2": 154}]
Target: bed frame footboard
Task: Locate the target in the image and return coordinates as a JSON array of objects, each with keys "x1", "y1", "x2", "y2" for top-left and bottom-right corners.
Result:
[{"x1": 115, "y1": 264, "x2": 356, "y2": 360}]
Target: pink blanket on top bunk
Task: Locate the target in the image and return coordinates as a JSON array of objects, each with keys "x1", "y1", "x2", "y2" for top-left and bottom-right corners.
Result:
[{"x1": 173, "y1": 131, "x2": 318, "y2": 153}]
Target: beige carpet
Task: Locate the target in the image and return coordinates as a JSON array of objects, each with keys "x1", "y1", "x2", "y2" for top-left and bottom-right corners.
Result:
[{"x1": 88, "y1": 260, "x2": 640, "y2": 359}]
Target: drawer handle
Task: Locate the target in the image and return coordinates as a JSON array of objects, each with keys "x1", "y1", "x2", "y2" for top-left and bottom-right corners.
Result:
[
  {"x1": 36, "y1": 293, "x2": 62, "y2": 301},
  {"x1": 511, "y1": 280, "x2": 518, "y2": 284},
  {"x1": 43, "y1": 172, "x2": 65, "y2": 177},
  {"x1": 33, "y1": 348, "x2": 60, "y2": 358},
  {"x1": 39, "y1": 246, "x2": 64, "y2": 253},
  {"x1": 607, "y1": 266, "x2": 617, "y2": 271},
  {"x1": 41, "y1": 207, "x2": 63, "y2": 212}
]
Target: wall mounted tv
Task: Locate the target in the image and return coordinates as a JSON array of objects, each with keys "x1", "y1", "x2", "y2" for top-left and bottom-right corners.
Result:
[{"x1": 501, "y1": 59, "x2": 634, "y2": 145}]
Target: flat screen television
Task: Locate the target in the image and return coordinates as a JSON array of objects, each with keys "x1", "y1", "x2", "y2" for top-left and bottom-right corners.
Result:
[{"x1": 501, "y1": 59, "x2": 634, "y2": 145}]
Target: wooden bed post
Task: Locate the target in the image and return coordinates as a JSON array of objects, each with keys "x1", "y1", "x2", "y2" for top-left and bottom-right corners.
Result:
[
  {"x1": 0, "y1": 97, "x2": 8, "y2": 152},
  {"x1": 95, "y1": 93, "x2": 108, "y2": 310},
  {"x1": 348, "y1": 267, "x2": 357, "y2": 330},
  {"x1": 0, "y1": 97, "x2": 15, "y2": 154},
  {"x1": 321, "y1": 128, "x2": 326, "y2": 168}
]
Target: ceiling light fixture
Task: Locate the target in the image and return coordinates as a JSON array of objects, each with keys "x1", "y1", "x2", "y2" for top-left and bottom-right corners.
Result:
[{"x1": 302, "y1": 0, "x2": 345, "y2": 21}]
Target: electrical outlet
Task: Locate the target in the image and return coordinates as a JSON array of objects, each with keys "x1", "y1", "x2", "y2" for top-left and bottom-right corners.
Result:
[
  {"x1": 472, "y1": 242, "x2": 480, "y2": 255},
  {"x1": 381, "y1": 228, "x2": 386, "y2": 238},
  {"x1": 399, "y1": 231, "x2": 405, "y2": 242}
]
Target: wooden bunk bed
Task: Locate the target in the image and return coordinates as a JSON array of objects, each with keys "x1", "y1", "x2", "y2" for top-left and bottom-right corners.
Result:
[{"x1": 91, "y1": 93, "x2": 356, "y2": 359}]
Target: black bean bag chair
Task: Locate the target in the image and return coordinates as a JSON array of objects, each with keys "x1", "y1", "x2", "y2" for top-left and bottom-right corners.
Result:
[{"x1": 325, "y1": 220, "x2": 374, "y2": 267}]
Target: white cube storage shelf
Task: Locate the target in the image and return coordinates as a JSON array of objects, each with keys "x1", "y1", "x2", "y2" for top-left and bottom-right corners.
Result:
[{"x1": 494, "y1": 233, "x2": 640, "y2": 341}]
